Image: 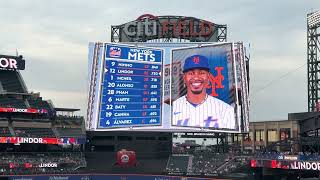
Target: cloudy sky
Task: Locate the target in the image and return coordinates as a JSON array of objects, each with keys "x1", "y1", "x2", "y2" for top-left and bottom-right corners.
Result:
[{"x1": 0, "y1": 0, "x2": 319, "y2": 121}]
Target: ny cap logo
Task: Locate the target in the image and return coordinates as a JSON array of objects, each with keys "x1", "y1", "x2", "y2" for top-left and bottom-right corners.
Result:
[{"x1": 193, "y1": 56, "x2": 200, "y2": 64}]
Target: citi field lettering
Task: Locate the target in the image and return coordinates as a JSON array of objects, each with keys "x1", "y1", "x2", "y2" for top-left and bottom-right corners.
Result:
[
  {"x1": 123, "y1": 14, "x2": 213, "y2": 38},
  {"x1": 124, "y1": 18, "x2": 157, "y2": 36}
]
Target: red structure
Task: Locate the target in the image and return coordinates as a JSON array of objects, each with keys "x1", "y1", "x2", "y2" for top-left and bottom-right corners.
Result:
[{"x1": 115, "y1": 149, "x2": 137, "y2": 167}]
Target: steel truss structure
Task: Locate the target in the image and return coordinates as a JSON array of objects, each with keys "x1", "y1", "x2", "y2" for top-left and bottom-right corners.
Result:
[{"x1": 308, "y1": 12, "x2": 320, "y2": 112}]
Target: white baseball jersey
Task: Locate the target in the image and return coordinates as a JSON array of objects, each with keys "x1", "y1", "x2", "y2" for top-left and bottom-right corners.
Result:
[{"x1": 172, "y1": 95, "x2": 236, "y2": 129}]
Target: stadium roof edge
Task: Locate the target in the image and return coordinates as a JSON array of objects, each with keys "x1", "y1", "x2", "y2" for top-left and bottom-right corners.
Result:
[
  {"x1": 0, "y1": 92, "x2": 33, "y2": 96},
  {"x1": 0, "y1": 54, "x2": 23, "y2": 59},
  {"x1": 250, "y1": 119, "x2": 290, "y2": 123},
  {"x1": 54, "y1": 107, "x2": 80, "y2": 112}
]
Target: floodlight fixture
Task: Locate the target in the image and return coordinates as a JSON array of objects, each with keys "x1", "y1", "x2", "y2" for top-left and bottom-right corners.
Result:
[{"x1": 308, "y1": 11, "x2": 320, "y2": 28}]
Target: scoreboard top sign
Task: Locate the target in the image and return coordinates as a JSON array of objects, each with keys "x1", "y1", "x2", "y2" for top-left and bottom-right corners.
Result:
[{"x1": 112, "y1": 14, "x2": 226, "y2": 42}]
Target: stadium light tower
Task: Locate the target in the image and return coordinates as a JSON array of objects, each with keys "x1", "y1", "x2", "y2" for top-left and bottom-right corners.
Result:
[{"x1": 307, "y1": 11, "x2": 320, "y2": 112}]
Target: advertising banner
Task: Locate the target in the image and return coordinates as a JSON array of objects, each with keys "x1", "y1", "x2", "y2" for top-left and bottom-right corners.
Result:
[
  {"x1": 0, "y1": 137, "x2": 85, "y2": 145},
  {"x1": 8, "y1": 175, "x2": 214, "y2": 180},
  {"x1": 251, "y1": 159, "x2": 320, "y2": 171},
  {"x1": 0, "y1": 55, "x2": 25, "y2": 70},
  {"x1": 0, "y1": 107, "x2": 48, "y2": 114}
]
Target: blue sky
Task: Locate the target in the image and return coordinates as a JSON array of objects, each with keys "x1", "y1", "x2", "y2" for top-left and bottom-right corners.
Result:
[{"x1": 0, "y1": 0, "x2": 319, "y2": 121}]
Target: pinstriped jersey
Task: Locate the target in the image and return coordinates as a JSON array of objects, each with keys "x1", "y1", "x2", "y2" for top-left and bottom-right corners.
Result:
[{"x1": 172, "y1": 95, "x2": 236, "y2": 129}]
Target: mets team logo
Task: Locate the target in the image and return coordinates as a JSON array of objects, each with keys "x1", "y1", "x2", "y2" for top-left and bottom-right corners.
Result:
[
  {"x1": 121, "y1": 154, "x2": 130, "y2": 163},
  {"x1": 109, "y1": 47, "x2": 121, "y2": 57},
  {"x1": 193, "y1": 56, "x2": 200, "y2": 64},
  {"x1": 207, "y1": 67, "x2": 225, "y2": 97}
]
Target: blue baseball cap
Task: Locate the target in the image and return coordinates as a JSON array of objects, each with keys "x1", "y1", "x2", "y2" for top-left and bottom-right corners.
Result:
[{"x1": 183, "y1": 55, "x2": 210, "y2": 73}]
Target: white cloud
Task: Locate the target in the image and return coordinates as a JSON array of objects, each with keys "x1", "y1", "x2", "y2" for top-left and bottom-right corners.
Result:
[
  {"x1": 251, "y1": 55, "x2": 305, "y2": 71},
  {"x1": 1, "y1": 23, "x2": 87, "y2": 62}
]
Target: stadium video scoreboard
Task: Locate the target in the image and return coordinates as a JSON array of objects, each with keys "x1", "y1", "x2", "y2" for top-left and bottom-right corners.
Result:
[
  {"x1": 99, "y1": 45, "x2": 163, "y2": 128},
  {"x1": 87, "y1": 42, "x2": 250, "y2": 133}
]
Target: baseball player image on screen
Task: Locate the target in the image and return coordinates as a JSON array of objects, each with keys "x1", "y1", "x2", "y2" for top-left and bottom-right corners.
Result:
[{"x1": 172, "y1": 55, "x2": 236, "y2": 129}]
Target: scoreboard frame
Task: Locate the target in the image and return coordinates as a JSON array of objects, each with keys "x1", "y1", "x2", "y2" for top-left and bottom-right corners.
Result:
[{"x1": 87, "y1": 42, "x2": 249, "y2": 133}]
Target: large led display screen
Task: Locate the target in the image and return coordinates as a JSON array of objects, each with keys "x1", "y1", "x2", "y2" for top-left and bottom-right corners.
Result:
[
  {"x1": 171, "y1": 44, "x2": 239, "y2": 131},
  {"x1": 87, "y1": 42, "x2": 249, "y2": 133}
]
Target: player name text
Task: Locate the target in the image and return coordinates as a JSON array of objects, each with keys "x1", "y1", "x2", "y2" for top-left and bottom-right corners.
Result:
[
  {"x1": 118, "y1": 69, "x2": 133, "y2": 74},
  {"x1": 116, "y1": 83, "x2": 133, "y2": 88},
  {"x1": 115, "y1": 105, "x2": 126, "y2": 109},
  {"x1": 118, "y1": 63, "x2": 132, "y2": 67},
  {"x1": 115, "y1": 98, "x2": 130, "y2": 102},
  {"x1": 114, "y1": 120, "x2": 132, "y2": 124},
  {"x1": 115, "y1": 90, "x2": 128, "y2": 95},
  {"x1": 117, "y1": 76, "x2": 132, "y2": 81},
  {"x1": 114, "y1": 113, "x2": 130, "y2": 117}
]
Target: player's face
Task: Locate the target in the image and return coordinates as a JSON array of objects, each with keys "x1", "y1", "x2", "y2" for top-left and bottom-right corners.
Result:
[{"x1": 183, "y1": 69, "x2": 209, "y2": 94}]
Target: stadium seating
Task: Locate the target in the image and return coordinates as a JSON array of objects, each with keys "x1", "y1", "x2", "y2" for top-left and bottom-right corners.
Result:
[
  {"x1": 165, "y1": 147, "x2": 237, "y2": 176},
  {"x1": 166, "y1": 154, "x2": 190, "y2": 174},
  {"x1": 56, "y1": 127, "x2": 84, "y2": 137},
  {"x1": 0, "y1": 113, "x2": 8, "y2": 121},
  {"x1": 27, "y1": 97, "x2": 51, "y2": 110},
  {"x1": 55, "y1": 115, "x2": 84, "y2": 126},
  {"x1": 191, "y1": 151, "x2": 228, "y2": 174},
  {"x1": 54, "y1": 116, "x2": 85, "y2": 137},
  {"x1": 215, "y1": 156, "x2": 249, "y2": 175},
  {"x1": 0, "y1": 96, "x2": 27, "y2": 108},
  {"x1": 14, "y1": 127, "x2": 55, "y2": 137},
  {"x1": 0, "y1": 70, "x2": 26, "y2": 93},
  {"x1": 0, "y1": 152, "x2": 86, "y2": 175},
  {"x1": 0, "y1": 127, "x2": 12, "y2": 136},
  {"x1": 0, "y1": 60, "x2": 88, "y2": 176}
]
